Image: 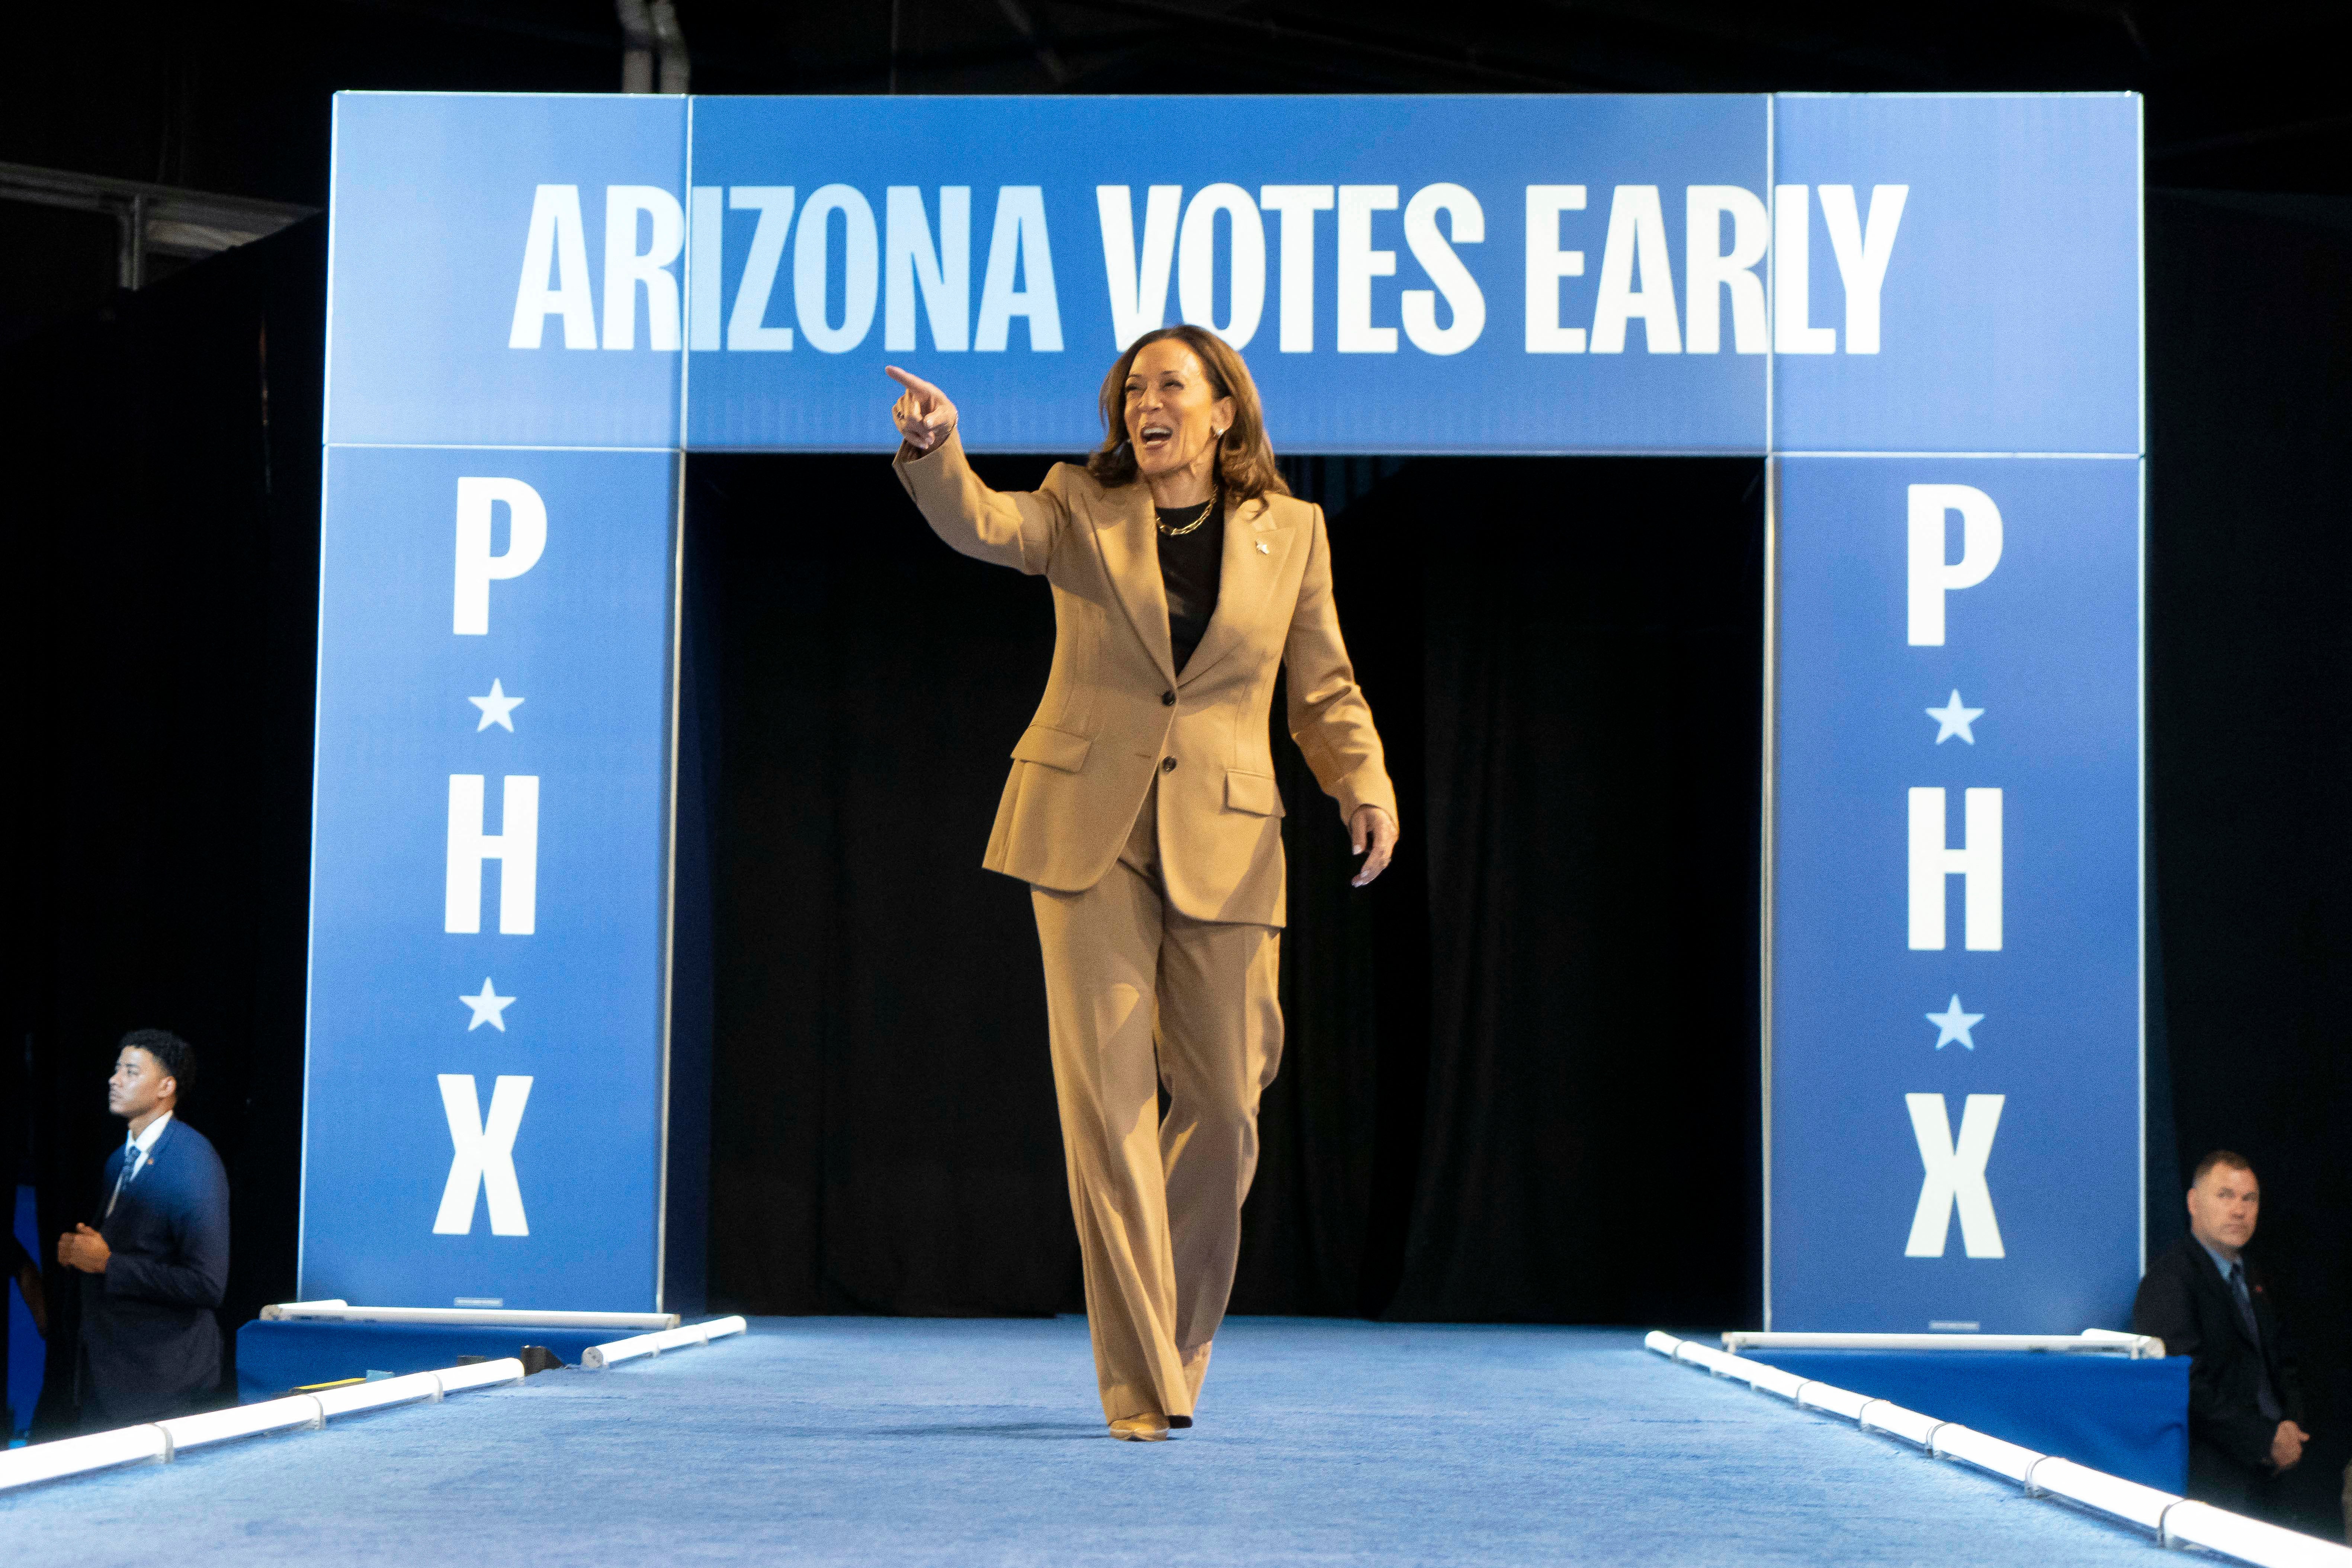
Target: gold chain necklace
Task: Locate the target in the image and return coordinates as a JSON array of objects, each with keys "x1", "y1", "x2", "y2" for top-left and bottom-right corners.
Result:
[{"x1": 1156, "y1": 485, "x2": 1219, "y2": 538}]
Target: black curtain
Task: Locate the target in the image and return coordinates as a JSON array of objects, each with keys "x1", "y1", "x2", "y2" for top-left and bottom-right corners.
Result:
[
  {"x1": 2146, "y1": 188, "x2": 2352, "y2": 1537},
  {"x1": 2, "y1": 220, "x2": 325, "y2": 1433},
  {"x1": 1383, "y1": 459, "x2": 1764, "y2": 1323},
  {"x1": 697, "y1": 451, "x2": 1765, "y2": 1327}
]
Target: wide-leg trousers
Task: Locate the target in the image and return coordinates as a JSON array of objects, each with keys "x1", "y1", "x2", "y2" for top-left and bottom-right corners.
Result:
[{"x1": 1029, "y1": 778, "x2": 1283, "y2": 1423}]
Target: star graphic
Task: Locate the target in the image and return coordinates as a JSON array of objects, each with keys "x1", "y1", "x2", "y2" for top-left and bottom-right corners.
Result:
[
  {"x1": 1925, "y1": 690, "x2": 1983, "y2": 745},
  {"x1": 459, "y1": 979, "x2": 516, "y2": 1032},
  {"x1": 468, "y1": 679, "x2": 525, "y2": 732},
  {"x1": 1925, "y1": 995, "x2": 1983, "y2": 1051}
]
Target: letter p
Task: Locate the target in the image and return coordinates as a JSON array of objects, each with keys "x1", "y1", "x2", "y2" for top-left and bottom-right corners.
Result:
[
  {"x1": 1907, "y1": 484, "x2": 2002, "y2": 647},
  {"x1": 454, "y1": 478, "x2": 548, "y2": 636}
]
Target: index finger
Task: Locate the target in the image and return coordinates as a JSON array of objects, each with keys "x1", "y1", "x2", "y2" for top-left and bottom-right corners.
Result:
[{"x1": 883, "y1": 365, "x2": 940, "y2": 398}]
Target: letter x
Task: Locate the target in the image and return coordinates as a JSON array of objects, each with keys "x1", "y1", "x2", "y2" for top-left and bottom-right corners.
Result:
[
  {"x1": 1903, "y1": 1092, "x2": 2005, "y2": 1258},
  {"x1": 433, "y1": 1074, "x2": 533, "y2": 1237}
]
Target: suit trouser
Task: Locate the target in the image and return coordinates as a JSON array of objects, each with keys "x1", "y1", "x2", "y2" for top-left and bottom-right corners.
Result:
[
  {"x1": 2188, "y1": 1436, "x2": 2288, "y2": 1523},
  {"x1": 1030, "y1": 778, "x2": 1282, "y2": 1423}
]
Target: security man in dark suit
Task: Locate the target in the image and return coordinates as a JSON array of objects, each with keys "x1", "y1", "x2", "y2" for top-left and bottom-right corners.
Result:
[
  {"x1": 55, "y1": 1030, "x2": 230, "y2": 1428},
  {"x1": 2133, "y1": 1149, "x2": 2308, "y2": 1516}
]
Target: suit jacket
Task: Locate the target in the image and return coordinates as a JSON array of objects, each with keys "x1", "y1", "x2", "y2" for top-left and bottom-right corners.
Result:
[
  {"x1": 80, "y1": 1118, "x2": 230, "y2": 1421},
  {"x1": 2133, "y1": 1235, "x2": 2303, "y2": 1471},
  {"x1": 896, "y1": 434, "x2": 1397, "y2": 926}
]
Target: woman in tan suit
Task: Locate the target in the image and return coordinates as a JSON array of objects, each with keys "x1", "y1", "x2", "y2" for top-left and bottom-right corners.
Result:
[{"x1": 885, "y1": 326, "x2": 1398, "y2": 1441}]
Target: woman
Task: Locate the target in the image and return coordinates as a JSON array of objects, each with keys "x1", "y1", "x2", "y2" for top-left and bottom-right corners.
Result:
[{"x1": 886, "y1": 326, "x2": 1398, "y2": 1441}]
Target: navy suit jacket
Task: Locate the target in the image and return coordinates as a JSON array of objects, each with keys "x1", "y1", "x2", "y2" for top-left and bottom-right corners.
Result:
[
  {"x1": 2133, "y1": 1235, "x2": 2303, "y2": 1472},
  {"x1": 80, "y1": 1117, "x2": 231, "y2": 1421}
]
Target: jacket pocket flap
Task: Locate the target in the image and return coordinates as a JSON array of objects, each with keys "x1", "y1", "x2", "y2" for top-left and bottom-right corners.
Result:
[
  {"x1": 1225, "y1": 770, "x2": 1282, "y2": 816},
  {"x1": 1011, "y1": 725, "x2": 1092, "y2": 773}
]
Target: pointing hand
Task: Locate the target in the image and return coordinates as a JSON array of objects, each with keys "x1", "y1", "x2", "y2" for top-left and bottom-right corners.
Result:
[{"x1": 885, "y1": 366, "x2": 959, "y2": 454}]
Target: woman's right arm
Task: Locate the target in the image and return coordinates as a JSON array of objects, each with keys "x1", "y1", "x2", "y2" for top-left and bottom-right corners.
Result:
[{"x1": 887, "y1": 365, "x2": 1068, "y2": 577}]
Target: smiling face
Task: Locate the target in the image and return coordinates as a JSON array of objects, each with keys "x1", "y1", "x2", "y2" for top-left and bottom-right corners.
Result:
[
  {"x1": 2187, "y1": 1161, "x2": 2260, "y2": 1257},
  {"x1": 1123, "y1": 339, "x2": 1236, "y2": 487},
  {"x1": 108, "y1": 1046, "x2": 175, "y2": 1125}
]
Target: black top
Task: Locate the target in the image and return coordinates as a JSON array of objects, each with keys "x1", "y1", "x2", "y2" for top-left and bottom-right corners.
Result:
[
  {"x1": 2133, "y1": 1234, "x2": 2304, "y2": 1472},
  {"x1": 1156, "y1": 491, "x2": 1225, "y2": 675}
]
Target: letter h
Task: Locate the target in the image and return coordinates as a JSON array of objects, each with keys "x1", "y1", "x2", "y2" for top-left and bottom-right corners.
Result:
[
  {"x1": 1908, "y1": 787, "x2": 2001, "y2": 950},
  {"x1": 446, "y1": 775, "x2": 539, "y2": 935}
]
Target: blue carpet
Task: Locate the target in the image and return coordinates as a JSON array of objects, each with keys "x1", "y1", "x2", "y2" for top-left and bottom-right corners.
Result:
[{"x1": 2, "y1": 1318, "x2": 2184, "y2": 1566}]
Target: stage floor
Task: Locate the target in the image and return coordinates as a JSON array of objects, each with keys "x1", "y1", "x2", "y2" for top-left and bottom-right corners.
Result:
[{"x1": 6, "y1": 1318, "x2": 2186, "y2": 1566}]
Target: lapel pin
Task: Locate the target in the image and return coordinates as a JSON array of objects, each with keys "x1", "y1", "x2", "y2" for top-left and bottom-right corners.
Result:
[{"x1": 1256, "y1": 540, "x2": 1270, "y2": 554}]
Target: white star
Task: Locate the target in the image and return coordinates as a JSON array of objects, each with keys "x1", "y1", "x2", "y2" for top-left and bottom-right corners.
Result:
[
  {"x1": 1925, "y1": 690, "x2": 1983, "y2": 744},
  {"x1": 468, "y1": 679, "x2": 524, "y2": 732},
  {"x1": 1925, "y1": 995, "x2": 1983, "y2": 1051},
  {"x1": 459, "y1": 979, "x2": 516, "y2": 1032}
]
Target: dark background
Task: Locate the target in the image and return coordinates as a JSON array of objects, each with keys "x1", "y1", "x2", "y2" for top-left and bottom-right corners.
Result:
[
  {"x1": 5, "y1": 0, "x2": 2351, "y2": 1537},
  {"x1": 693, "y1": 450, "x2": 1762, "y2": 1325}
]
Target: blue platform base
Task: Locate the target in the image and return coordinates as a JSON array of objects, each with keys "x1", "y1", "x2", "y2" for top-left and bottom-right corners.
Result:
[
  {"x1": 1747, "y1": 1349, "x2": 2189, "y2": 1492},
  {"x1": 235, "y1": 1321, "x2": 615, "y2": 1401},
  {"x1": 6, "y1": 1320, "x2": 2206, "y2": 1568}
]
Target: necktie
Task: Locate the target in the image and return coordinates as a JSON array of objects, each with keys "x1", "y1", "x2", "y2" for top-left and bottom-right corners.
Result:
[
  {"x1": 106, "y1": 1143, "x2": 134, "y2": 1218},
  {"x1": 2230, "y1": 1262, "x2": 2284, "y2": 1421},
  {"x1": 2228, "y1": 1263, "x2": 2259, "y2": 1341},
  {"x1": 104, "y1": 1136, "x2": 150, "y2": 1218}
]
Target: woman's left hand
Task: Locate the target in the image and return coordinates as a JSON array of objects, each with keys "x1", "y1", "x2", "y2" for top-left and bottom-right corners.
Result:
[{"x1": 1349, "y1": 806, "x2": 1398, "y2": 887}]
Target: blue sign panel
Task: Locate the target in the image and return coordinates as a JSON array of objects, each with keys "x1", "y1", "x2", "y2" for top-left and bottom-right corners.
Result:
[
  {"x1": 1769, "y1": 456, "x2": 2141, "y2": 1331},
  {"x1": 682, "y1": 94, "x2": 1768, "y2": 454},
  {"x1": 319, "y1": 91, "x2": 2141, "y2": 458},
  {"x1": 302, "y1": 446, "x2": 678, "y2": 1308},
  {"x1": 327, "y1": 94, "x2": 687, "y2": 449},
  {"x1": 311, "y1": 90, "x2": 2144, "y2": 1321},
  {"x1": 1771, "y1": 95, "x2": 2141, "y2": 456}
]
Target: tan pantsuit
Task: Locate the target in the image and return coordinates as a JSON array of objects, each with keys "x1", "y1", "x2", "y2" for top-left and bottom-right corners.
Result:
[
  {"x1": 1033, "y1": 776, "x2": 1282, "y2": 1421},
  {"x1": 895, "y1": 434, "x2": 1394, "y2": 1423}
]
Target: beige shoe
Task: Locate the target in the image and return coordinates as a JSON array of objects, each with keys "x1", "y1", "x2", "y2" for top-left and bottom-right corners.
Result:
[{"x1": 1108, "y1": 1414, "x2": 1170, "y2": 1442}]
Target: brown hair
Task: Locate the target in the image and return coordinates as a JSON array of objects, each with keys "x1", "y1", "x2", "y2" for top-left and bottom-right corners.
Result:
[
  {"x1": 1085, "y1": 325, "x2": 1290, "y2": 504},
  {"x1": 2192, "y1": 1149, "x2": 2255, "y2": 1186}
]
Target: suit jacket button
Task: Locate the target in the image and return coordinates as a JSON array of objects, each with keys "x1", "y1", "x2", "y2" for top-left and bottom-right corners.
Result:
[
  {"x1": 1162, "y1": 690, "x2": 1175, "y2": 706},
  {"x1": 1161, "y1": 757, "x2": 1177, "y2": 773}
]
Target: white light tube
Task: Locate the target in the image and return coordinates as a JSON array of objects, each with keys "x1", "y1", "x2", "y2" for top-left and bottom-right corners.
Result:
[
  {"x1": 1793, "y1": 1382, "x2": 1873, "y2": 1421},
  {"x1": 0, "y1": 1355, "x2": 528, "y2": 1497},
  {"x1": 2028, "y1": 1458, "x2": 2178, "y2": 1531},
  {"x1": 1739, "y1": 1365, "x2": 1809, "y2": 1401},
  {"x1": 583, "y1": 1315, "x2": 750, "y2": 1369},
  {"x1": 1669, "y1": 1342, "x2": 1739, "y2": 1376},
  {"x1": 1856, "y1": 1400, "x2": 1942, "y2": 1447},
  {"x1": 260, "y1": 1303, "x2": 677, "y2": 1330},
  {"x1": 154, "y1": 1396, "x2": 325, "y2": 1454},
  {"x1": 311, "y1": 1370, "x2": 446, "y2": 1418},
  {"x1": 433, "y1": 1357, "x2": 526, "y2": 1394},
  {"x1": 2162, "y1": 1501, "x2": 2352, "y2": 1567},
  {"x1": 1930, "y1": 1423, "x2": 2039, "y2": 1484},
  {"x1": 0, "y1": 1424, "x2": 169, "y2": 1491},
  {"x1": 1720, "y1": 1331, "x2": 2157, "y2": 1356},
  {"x1": 1654, "y1": 1328, "x2": 2352, "y2": 1568}
]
